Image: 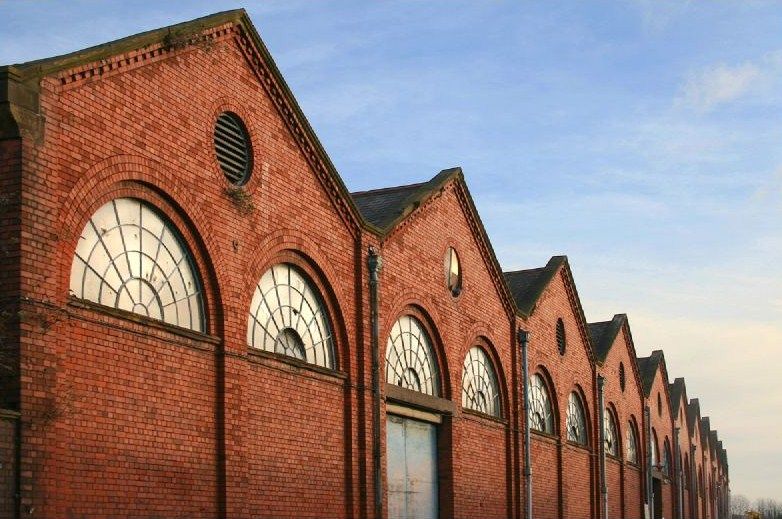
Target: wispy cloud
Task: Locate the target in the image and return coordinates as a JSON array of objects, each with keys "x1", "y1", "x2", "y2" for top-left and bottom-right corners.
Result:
[{"x1": 676, "y1": 51, "x2": 782, "y2": 112}]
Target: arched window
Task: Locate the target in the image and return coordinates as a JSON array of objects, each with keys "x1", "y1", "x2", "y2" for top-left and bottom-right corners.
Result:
[
  {"x1": 626, "y1": 419, "x2": 639, "y2": 463},
  {"x1": 528, "y1": 373, "x2": 554, "y2": 434},
  {"x1": 663, "y1": 438, "x2": 672, "y2": 476},
  {"x1": 651, "y1": 429, "x2": 660, "y2": 468},
  {"x1": 604, "y1": 407, "x2": 619, "y2": 456},
  {"x1": 70, "y1": 198, "x2": 204, "y2": 331},
  {"x1": 247, "y1": 263, "x2": 335, "y2": 368},
  {"x1": 461, "y1": 346, "x2": 501, "y2": 417},
  {"x1": 385, "y1": 315, "x2": 439, "y2": 396},
  {"x1": 566, "y1": 392, "x2": 587, "y2": 445},
  {"x1": 684, "y1": 454, "x2": 691, "y2": 489}
]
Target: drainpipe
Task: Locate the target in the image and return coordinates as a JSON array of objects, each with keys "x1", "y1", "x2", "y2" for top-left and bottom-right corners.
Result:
[
  {"x1": 690, "y1": 445, "x2": 700, "y2": 518},
  {"x1": 519, "y1": 329, "x2": 532, "y2": 519},
  {"x1": 646, "y1": 405, "x2": 654, "y2": 519},
  {"x1": 368, "y1": 246, "x2": 383, "y2": 519},
  {"x1": 673, "y1": 426, "x2": 682, "y2": 519},
  {"x1": 597, "y1": 375, "x2": 607, "y2": 519}
]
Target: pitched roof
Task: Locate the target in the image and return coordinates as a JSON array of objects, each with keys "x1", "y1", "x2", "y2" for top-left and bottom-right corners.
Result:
[
  {"x1": 350, "y1": 168, "x2": 460, "y2": 232},
  {"x1": 2, "y1": 9, "x2": 371, "y2": 231},
  {"x1": 669, "y1": 377, "x2": 687, "y2": 417},
  {"x1": 688, "y1": 399, "x2": 701, "y2": 435},
  {"x1": 636, "y1": 350, "x2": 664, "y2": 397},
  {"x1": 503, "y1": 256, "x2": 566, "y2": 317},
  {"x1": 701, "y1": 416, "x2": 712, "y2": 447},
  {"x1": 588, "y1": 314, "x2": 626, "y2": 362}
]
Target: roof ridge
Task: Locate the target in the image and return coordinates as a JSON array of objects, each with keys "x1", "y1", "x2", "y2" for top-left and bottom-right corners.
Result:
[{"x1": 350, "y1": 181, "x2": 426, "y2": 197}]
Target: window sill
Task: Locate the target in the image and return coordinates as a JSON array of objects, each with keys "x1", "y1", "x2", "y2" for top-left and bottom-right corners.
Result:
[
  {"x1": 67, "y1": 297, "x2": 220, "y2": 346},
  {"x1": 461, "y1": 407, "x2": 507, "y2": 426},
  {"x1": 247, "y1": 348, "x2": 347, "y2": 381},
  {"x1": 530, "y1": 429, "x2": 559, "y2": 445}
]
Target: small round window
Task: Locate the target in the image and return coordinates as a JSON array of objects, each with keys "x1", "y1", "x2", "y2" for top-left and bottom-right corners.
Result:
[
  {"x1": 444, "y1": 247, "x2": 462, "y2": 296},
  {"x1": 214, "y1": 112, "x2": 253, "y2": 186}
]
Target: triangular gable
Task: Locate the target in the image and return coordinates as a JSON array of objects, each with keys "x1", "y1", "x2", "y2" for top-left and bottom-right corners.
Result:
[
  {"x1": 669, "y1": 377, "x2": 689, "y2": 419},
  {"x1": 589, "y1": 314, "x2": 644, "y2": 395},
  {"x1": 688, "y1": 399, "x2": 702, "y2": 442},
  {"x1": 2, "y1": 9, "x2": 365, "y2": 233},
  {"x1": 352, "y1": 168, "x2": 517, "y2": 319},
  {"x1": 505, "y1": 256, "x2": 595, "y2": 364},
  {"x1": 636, "y1": 350, "x2": 673, "y2": 410}
]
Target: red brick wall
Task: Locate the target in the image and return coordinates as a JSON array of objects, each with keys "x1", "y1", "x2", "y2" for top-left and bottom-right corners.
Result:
[
  {"x1": 0, "y1": 413, "x2": 17, "y2": 519},
  {"x1": 523, "y1": 267, "x2": 597, "y2": 518},
  {"x1": 453, "y1": 416, "x2": 509, "y2": 518},
  {"x1": 376, "y1": 179, "x2": 516, "y2": 518},
  {"x1": 17, "y1": 23, "x2": 365, "y2": 518},
  {"x1": 606, "y1": 458, "x2": 622, "y2": 518},
  {"x1": 647, "y1": 365, "x2": 675, "y2": 519},
  {"x1": 599, "y1": 326, "x2": 645, "y2": 518},
  {"x1": 531, "y1": 436, "x2": 560, "y2": 519},
  {"x1": 562, "y1": 446, "x2": 592, "y2": 519},
  {"x1": 625, "y1": 466, "x2": 644, "y2": 519}
]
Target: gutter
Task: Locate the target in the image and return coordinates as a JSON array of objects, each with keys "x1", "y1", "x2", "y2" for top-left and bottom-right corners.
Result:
[
  {"x1": 368, "y1": 247, "x2": 383, "y2": 519},
  {"x1": 519, "y1": 329, "x2": 532, "y2": 519}
]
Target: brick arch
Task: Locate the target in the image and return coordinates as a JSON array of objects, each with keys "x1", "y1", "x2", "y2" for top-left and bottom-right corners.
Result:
[
  {"x1": 382, "y1": 292, "x2": 452, "y2": 401},
  {"x1": 458, "y1": 332, "x2": 510, "y2": 419},
  {"x1": 58, "y1": 156, "x2": 227, "y2": 336},
  {"x1": 569, "y1": 383, "x2": 593, "y2": 443},
  {"x1": 531, "y1": 364, "x2": 560, "y2": 437},
  {"x1": 241, "y1": 245, "x2": 351, "y2": 373},
  {"x1": 605, "y1": 402, "x2": 623, "y2": 456}
]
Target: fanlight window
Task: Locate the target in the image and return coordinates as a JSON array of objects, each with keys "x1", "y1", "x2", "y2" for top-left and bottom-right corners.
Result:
[
  {"x1": 461, "y1": 347, "x2": 501, "y2": 417},
  {"x1": 651, "y1": 430, "x2": 660, "y2": 467},
  {"x1": 69, "y1": 198, "x2": 204, "y2": 331},
  {"x1": 663, "y1": 439, "x2": 672, "y2": 476},
  {"x1": 566, "y1": 392, "x2": 587, "y2": 445},
  {"x1": 247, "y1": 263, "x2": 335, "y2": 368},
  {"x1": 626, "y1": 421, "x2": 638, "y2": 463},
  {"x1": 528, "y1": 374, "x2": 554, "y2": 434},
  {"x1": 385, "y1": 315, "x2": 439, "y2": 396},
  {"x1": 603, "y1": 408, "x2": 618, "y2": 456}
]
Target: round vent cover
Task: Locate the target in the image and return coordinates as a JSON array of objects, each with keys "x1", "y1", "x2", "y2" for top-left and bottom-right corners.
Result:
[{"x1": 214, "y1": 112, "x2": 252, "y2": 185}]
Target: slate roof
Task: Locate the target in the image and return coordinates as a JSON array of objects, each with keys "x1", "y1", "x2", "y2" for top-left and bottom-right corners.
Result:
[
  {"x1": 350, "y1": 168, "x2": 460, "y2": 232},
  {"x1": 588, "y1": 314, "x2": 626, "y2": 362},
  {"x1": 503, "y1": 256, "x2": 565, "y2": 316},
  {"x1": 701, "y1": 416, "x2": 712, "y2": 447},
  {"x1": 688, "y1": 399, "x2": 701, "y2": 435},
  {"x1": 669, "y1": 377, "x2": 687, "y2": 417},
  {"x1": 636, "y1": 350, "x2": 664, "y2": 397}
]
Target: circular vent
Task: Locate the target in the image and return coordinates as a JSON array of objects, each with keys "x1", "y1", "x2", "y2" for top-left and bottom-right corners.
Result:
[{"x1": 214, "y1": 112, "x2": 252, "y2": 185}]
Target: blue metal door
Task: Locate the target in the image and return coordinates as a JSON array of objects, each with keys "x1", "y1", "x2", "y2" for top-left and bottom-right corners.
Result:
[{"x1": 387, "y1": 415, "x2": 438, "y2": 519}]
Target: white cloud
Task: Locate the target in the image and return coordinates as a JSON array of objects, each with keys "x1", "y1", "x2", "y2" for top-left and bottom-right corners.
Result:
[{"x1": 677, "y1": 51, "x2": 782, "y2": 113}]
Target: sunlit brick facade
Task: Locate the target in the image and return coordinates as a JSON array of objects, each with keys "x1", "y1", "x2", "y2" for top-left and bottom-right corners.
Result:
[{"x1": 0, "y1": 9, "x2": 730, "y2": 519}]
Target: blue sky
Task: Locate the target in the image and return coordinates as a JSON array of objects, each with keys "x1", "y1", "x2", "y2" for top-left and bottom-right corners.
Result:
[{"x1": 2, "y1": 0, "x2": 780, "y2": 502}]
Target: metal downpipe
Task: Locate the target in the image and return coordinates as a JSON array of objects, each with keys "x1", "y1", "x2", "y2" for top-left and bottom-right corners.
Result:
[
  {"x1": 519, "y1": 329, "x2": 532, "y2": 519},
  {"x1": 597, "y1": 375, "x2": 607, "y2": 519},
  {"x1": 674, "y1": 426, "x2": 682, "y2": 519},
  {"x1": 368, "y1": 247, "x2": 383, "y2": 519},
  {"x1": 646, "y1": 406, "x2": 654, "y2": 519}
]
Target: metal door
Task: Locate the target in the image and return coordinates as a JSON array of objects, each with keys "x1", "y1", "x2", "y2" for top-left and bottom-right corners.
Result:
[{"x1": 387, "y1": 414, "x2": 438, "y2": 519}]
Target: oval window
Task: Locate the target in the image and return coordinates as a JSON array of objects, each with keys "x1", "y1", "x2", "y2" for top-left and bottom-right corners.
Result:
[{"x1": 444, "y1": 247, "x2": 462, "y2": 296}]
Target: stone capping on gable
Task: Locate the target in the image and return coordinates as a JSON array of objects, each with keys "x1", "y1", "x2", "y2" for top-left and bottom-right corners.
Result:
[
  {"x1": 589, "y1": 314, "x2": 645, "y2": 396},
  {"x1": 0, "y1": 9, "x2": 370, "y2": 236},
  {"x1": 504, "y1": 256, "x2": 595, "y2": 364},
  {"x1": 352, "y1": 168, "x2": 517, "y2": 320}
]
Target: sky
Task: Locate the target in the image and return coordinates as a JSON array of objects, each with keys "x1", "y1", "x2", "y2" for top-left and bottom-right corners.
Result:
[{"x1": 1, "y1": 0, "x2": 780, "y2": 502}]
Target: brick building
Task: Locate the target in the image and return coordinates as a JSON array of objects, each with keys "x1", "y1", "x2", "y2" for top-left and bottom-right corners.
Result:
[{"x1": 0, "y1": 9, "x2": 730, "y2": 519}]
